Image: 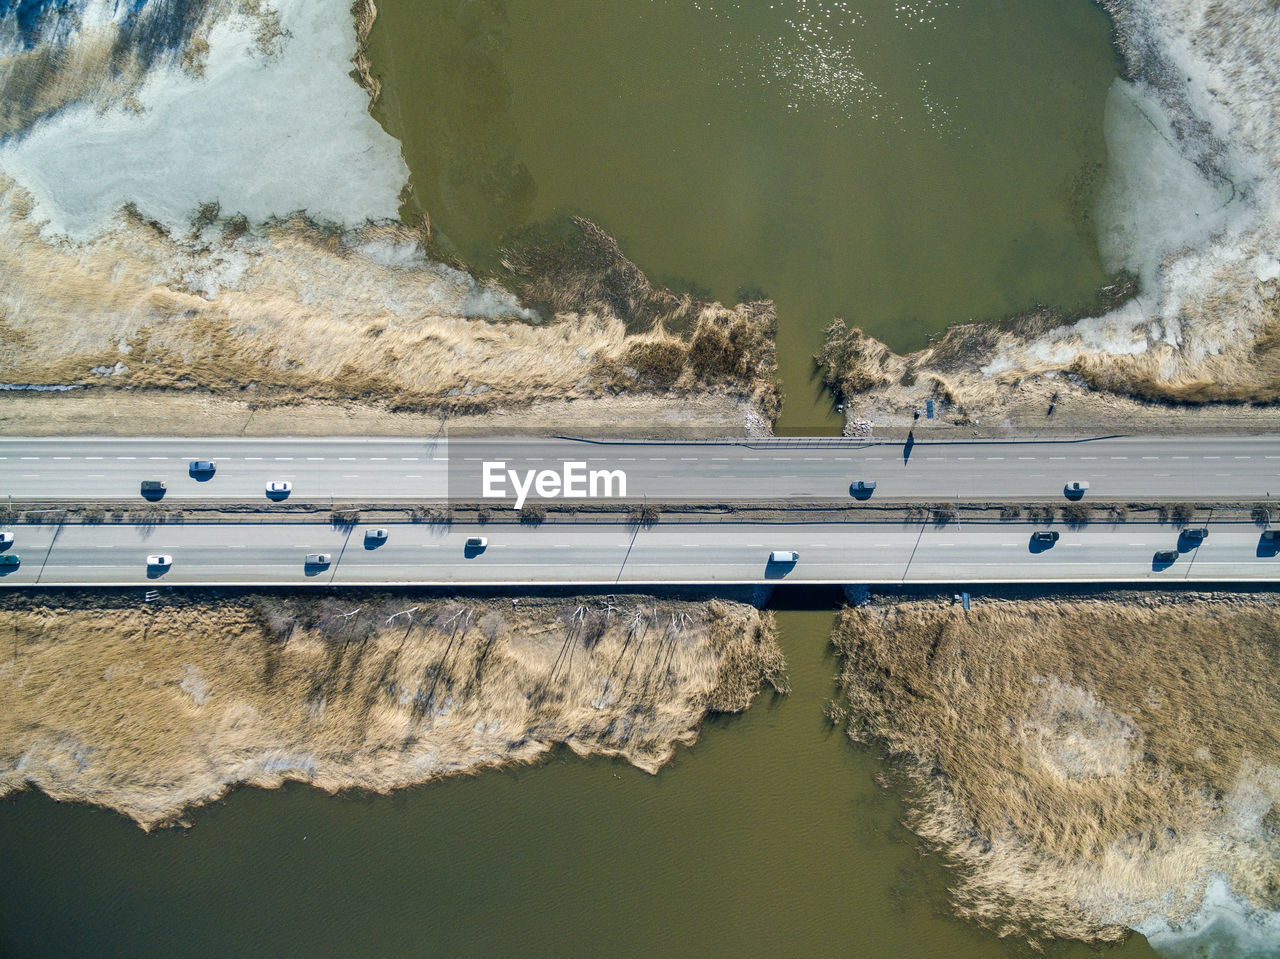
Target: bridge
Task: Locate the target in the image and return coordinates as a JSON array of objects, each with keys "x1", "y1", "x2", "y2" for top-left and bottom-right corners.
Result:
[{"x1": 2, "y1": 432, "x2": 1276, "y2": 587}]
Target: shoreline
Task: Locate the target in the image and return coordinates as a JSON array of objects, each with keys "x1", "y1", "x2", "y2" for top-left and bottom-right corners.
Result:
[
  {"x1": 831, "y1": 589, "x2": 1280, "y2": 947},
  {"x1": 0, "y1": 590, "x2": 785, "y2": 830}
]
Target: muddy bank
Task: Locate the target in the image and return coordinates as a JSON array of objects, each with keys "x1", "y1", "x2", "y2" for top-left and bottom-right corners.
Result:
[
  {"x1": 0, "y1": 591, "x2": 784, "y2": 830},
  {"x1": 831, "y1": 592, "x2": 1280, "y2": 945}
]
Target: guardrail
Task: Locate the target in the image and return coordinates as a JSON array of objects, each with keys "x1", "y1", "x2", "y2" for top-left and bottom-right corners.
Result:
[{"x1": 554, "y1": 433, "x2": 1129, "y2": 448}]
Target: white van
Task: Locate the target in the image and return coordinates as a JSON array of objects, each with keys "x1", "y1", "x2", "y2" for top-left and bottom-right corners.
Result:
[{"x1": 769, "y1": 550, "x2": 799, "y2": 564}]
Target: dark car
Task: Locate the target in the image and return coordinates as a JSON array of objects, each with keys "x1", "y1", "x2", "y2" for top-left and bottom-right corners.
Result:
[
  {"x1": 1153, "y1": 550, "x2": 1179, "y2": 564},
  {"x1": 1031, "y1": 530, "x2": 1059, "y2": 543},
  {"x1": 189, "y1": 460, "x2": 216, "y2": 475},
  {"x1": 141, "y1": 479, "x2": 166, "y2": 496},
  {"x1": 1181, "y1": 527, "x2": 1209, "y2": 542}
]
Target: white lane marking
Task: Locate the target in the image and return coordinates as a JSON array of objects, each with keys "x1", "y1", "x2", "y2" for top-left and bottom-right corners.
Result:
[
  {"x1": 1081, "y1": 456, "x2": 1097, "y2": 460},
  {"x1": 246, "y1": 457, "x2": 263, "y2": 461},
  {"x1": 54, "y1": 456, "x2": 71, "y2": 460},
  {"x1": 651, "y1": 457, "x2": 667, "y2": 461},
  {"x1": 1018, "y1": 456, "x2": 1035, "y2": 461},
  {"x1": 1172, "y1": 456, "x2": 1189, "y2": 460},
  {"x1": 1108, "y1": 456, "x2": 1126, "y2": 460},
  {"x1": 371, "y1": 457, "x2": 387, "y2": 461},
  {"x1": 400, "y1": 457, "x2": 419, "y2": 462},
  {"x1": 116, "y1": 456, "x2": 136, "y2": 460},
  {"x1": 958, "y1": 457, "x2": 974, "y2": 461},
  {"x1": 22, "y1": 474, "x2": 39, "y2": 478},
  {"x1": 275, "y1": 457, "x2": 295, "y2": 461},
  {"x1": 1142, "y1": 456, "x2": 1158, "y2": 460},
  {"x1": 343, "y1": 474, "x2": 360, "y2": 479},
  {"x1": 1204, "y1": 456, "x2": 1220, "y2": 460},
  {"x1": 405, "y1": 475, "x2": 423, "y2": 480},
  {"x1": 86, "y1": 456, "x2": 103, "y2": 460},
  {"x1": 307, "y1": 457, "x2": 325, "y2": 461},
  {"x1": 987, "y1": 457, "x2": 1004, "y2": 461},
  {"x1": 681, "y1": 457, "x2": 698, "y2": 461},
  {"x1": 20, "y1": 456, "x2": 38, "y2": 460},
  {"x1": 340, "y1": 457, "x2": 357, "y2": 461},
  {"x1": 1234, "y1": 456, "x2": 1252, "y2": 460}
]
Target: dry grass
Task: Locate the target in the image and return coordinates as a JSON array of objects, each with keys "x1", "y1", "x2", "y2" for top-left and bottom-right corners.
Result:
[
  {"x1": 814, "y1": 288, "x2": 1280, "y2": 435},
  {"x1": 348, "y1": 0, "x2": 382, "y2": 103},
  {"x1": 0, "y1": 592, "x2": 782, "y2": 829},
  {"x1": 0, "y1": 180, "x2": 777, "y2": 426},
  {"x1": 832, "y1": 594, "x2": 1280, "y2": 944}
]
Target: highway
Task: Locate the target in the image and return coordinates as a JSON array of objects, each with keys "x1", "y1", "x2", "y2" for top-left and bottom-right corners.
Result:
[
  {"x1": 0, "y1": 519, "x2": 1275, "y2": 587},
  {"x1": 2, "y1": 434, "x2": 1279, "y2": 504}
]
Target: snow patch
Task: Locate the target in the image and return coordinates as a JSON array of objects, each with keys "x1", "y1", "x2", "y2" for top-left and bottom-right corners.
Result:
[{"x1": 0, "y1": 0, "x2": 408, "y2": 241}]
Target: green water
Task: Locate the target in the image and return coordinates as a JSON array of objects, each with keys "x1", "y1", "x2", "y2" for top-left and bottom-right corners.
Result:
[
  {"x1": 0, "y1": 608, "x2": 1159, "y2": 957},
  {"x1": 367, "y1": 0, "x2": 1120, "y2": 431}
]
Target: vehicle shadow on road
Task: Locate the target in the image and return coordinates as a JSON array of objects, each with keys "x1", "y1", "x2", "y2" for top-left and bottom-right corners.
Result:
[
  {"x1": 764, "y1": 560, "x2": 797, "y2": 579},
  {"x1": 903, "y1": 431, "x2": 915, "y2": 466}
]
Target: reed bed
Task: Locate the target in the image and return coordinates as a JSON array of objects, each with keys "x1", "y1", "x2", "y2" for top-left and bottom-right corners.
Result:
[
  {"x1": 832, "y1": 593, "x2": 1280, "y2": 944},
  {"x1": 0, "y1": 592, "x2": 783, "y2": 830}
]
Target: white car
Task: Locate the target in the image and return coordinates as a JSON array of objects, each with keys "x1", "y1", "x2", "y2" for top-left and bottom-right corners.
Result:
[
  {"x1": 365, "y1": 528, "x2": 388, "y2": 544},
  {"x1": 0, "y1": 532, "x2": 13, "y2": 549},
  {"x1": 266, "y1": 481, "x2": 292, "y2": 497},
  {"x1": 465, "y1": 536, "x2": 488, "y2": 550},
  {"x1": 769, "y1": 550, "x2": 799, "y2": 564},
  {"x1": 1064, "y1": 480, "x2": 1090, "y2": 496},
  {"x1": 146, "y1": 554, "x2": 172, "y2": 568}
]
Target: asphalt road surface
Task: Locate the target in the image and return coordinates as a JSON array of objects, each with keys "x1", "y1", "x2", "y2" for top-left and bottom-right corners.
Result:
[
  {"x1": 2, "y1": 434, "x2": 1279, "y2": 504},
  {"x1": 1, "y1": 519, "x2": 1274, "y2": 587}
]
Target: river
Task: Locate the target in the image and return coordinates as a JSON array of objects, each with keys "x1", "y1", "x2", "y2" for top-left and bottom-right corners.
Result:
[
  {"x1": 0, "y1": 3, "x2": 1162, "y2": 955},
  {"x1": 0, "y1": 606, "x2": 1160, "y2": 957},
  {"x1": 366, "y1": 0, "x2": 1121, "y2": 431}
]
